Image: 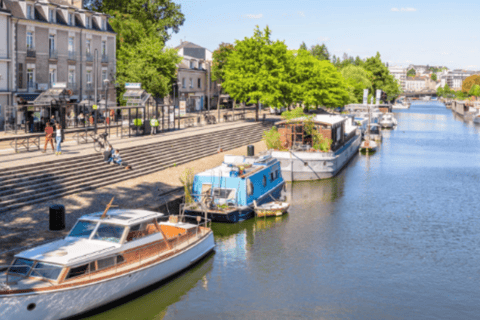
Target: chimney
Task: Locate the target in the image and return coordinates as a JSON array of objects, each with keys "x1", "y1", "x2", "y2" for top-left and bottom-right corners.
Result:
[{"x1": 71, "y1": 0, "x2": 83, "y2": 9}]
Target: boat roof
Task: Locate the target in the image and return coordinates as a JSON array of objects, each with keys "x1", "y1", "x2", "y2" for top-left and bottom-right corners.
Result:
[
  {"x1": 278, "y1": 114, "x2": 346, "y2": 126},
  {"x1": 80, "y1": 209, "x2": 164, "y2": 226},
  {"x1": 15, "y1": 238, "x2": 120, "y2": 267},
  {"x1": 196, "y1": 154, "x2": 276, "y2": 178}
]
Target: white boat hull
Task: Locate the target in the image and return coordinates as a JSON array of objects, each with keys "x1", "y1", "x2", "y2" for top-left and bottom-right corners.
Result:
[
  {"x1": 0, "y1": 233, "x2": 215, "y2": 320},
  {"x1": 379, "y1": 121, "x2": 395, "y2": 128},
  {"x1": 272, "y1": 134, "x2": 361, "y2": 181}
]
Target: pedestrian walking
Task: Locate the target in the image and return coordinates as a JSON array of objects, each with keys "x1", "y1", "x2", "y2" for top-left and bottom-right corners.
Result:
[
  {"x1": 150, "y1": 116, "x2": 159, "y2": 135},
  {"x1": 42, "y1": 122, "x2": 55, "y2": 153},
  {"x1": 55, "y1": 123, "x2": 63, "y2": 155}
]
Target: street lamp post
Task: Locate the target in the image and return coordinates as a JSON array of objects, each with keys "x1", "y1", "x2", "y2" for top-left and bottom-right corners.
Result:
[
  {"x1": 104, "y1": 79, "x2": 109, "y2": 133},
  {"x1": 94, "y1": 49, "x2": 98, "y2": 134}
]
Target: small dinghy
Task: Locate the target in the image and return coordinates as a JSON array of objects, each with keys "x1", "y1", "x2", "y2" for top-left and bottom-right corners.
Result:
[{"x1": 254, "y1": 200, "x2": 290, "y2": 218}]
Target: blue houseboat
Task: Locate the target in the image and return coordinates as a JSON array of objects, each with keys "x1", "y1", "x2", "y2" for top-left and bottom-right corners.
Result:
[{"x1": 184, "y1": 153, "x2": 285, "y2": 223}]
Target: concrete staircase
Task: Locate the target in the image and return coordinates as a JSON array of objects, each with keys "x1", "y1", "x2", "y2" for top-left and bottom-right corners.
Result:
[{"x1": 0, "y1": 122, "x2": 272, "y2": 213}]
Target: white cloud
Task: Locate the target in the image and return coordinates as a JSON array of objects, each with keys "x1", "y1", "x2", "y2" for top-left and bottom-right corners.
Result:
[
  {"x1": 244, "y1": 14, "x2": 263, "y2": 19},
  {"x1": 405, "y1": 60, "x2": 412, "y2": 63},
  {"x1": 391, "y1": 7, "x2": 417, "y2": 12},
  {"x1": 298, "y1": 11, "x2": 305, "y2": 17},
  {"x1": 441, "y1": 52, "x2": 449, "y2": 55},
  {"x1": 467, "y1": 65, "x2": 478, "y2": 69},
  {"x1": 317, "y1": 37, "x2": 329, "y2": 42}
]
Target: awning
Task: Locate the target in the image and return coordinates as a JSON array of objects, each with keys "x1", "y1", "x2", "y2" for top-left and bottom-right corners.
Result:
[{"x1": 16, "y1": 93, "x2": 40, "y2": 102}]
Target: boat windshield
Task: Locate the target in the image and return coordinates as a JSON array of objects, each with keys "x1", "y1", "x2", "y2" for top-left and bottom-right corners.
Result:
[
  {"x1": 213, "y1": 188, "x2": 235, "y2": 199},
  {"x1": 92, "y1": 223, "x2": 125, "y2": 243},
  {"x1": 9, "y1": 258, "x2": 34, "y2": 276},
  {"x1": 30, "y1": 262, "x2": 63, "y2": 281},
  {"x1": 68, "y1": 220, "x2": 98, "y2": 239}
]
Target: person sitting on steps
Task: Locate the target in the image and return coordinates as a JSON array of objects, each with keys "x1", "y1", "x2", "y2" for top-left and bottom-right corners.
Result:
[
  {"x1": 109, "y1": 149, "x2": 132, "y2": 170},
  {"x1": 104, "y1": 144, "x2": 114, "y2": 163}
]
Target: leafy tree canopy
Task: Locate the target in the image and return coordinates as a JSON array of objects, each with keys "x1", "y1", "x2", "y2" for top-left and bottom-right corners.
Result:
[
  {"x1": 212, "y1": 43, "x2": 235, "y2": 83},
  {"x1": 431, "y1": 73, "x2": 437, "y2": 81},
  {"x1": 222, "y1": 26, "x2": 296, "y2": 108},
  {"x1": 462, "y1": 75, "x2": 480, "y2": 93},
  {"x1": 340, "y1": 65, "x2": 372, "y2": 103},
  {"x1": 310, "y1": 43, "x2": 330, "y2": 61},
  {"x1": 468, "y1": 84, "x2": 480, "y2": 97},
  {"x1": 363, "y1": 52, "x2": 401, "y2": 101},
  {"x1": 407, "y1": 68, "x2": 416, "y2": 77},
  {"x1": 299, "y1": 42, "x2": 307, "y2": 51}
]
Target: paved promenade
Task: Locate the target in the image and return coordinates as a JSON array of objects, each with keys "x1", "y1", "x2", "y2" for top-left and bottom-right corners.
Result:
[{"x1": 0, "y1": 117, "x2": 272, "y2": 265}]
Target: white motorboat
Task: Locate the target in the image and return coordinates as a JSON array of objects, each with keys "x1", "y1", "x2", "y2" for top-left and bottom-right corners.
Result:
[
  {"x1": 0, "y1": 206, "x2": 215, "y2": 320},
  {"x1": 379, "y1": 113, "x2": 397, "y2": 129},
  {"x1": 392, "y1": 103, "x2": 409, "y2": 109},
  {"x1": 253, "y1": 200, "x2": 290, "y2": 217},
  {"x1": 360, "y1": 139, "x2": 378, "y2": 153}
]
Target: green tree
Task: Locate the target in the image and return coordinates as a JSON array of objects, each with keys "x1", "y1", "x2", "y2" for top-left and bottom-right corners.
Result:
[
  {"x1": 462, "y1": 74, "x2": 480, "y2": 93},
  {"x1": 212, "y1": 43, "x2": 235, "y2": 83},
  {"x1": 340, "y1": 65, "x2": 372, "y2": 103},
  {"x1": 436, "y1": 86, "x2": 444, "y2": 97},
  {"x1": 310, "y1": 43, "x2": 330, "y2": 61},
  {"x1": 222, "y1": 26, "x2": 296, "y2": 116},
  {"x1": 88, "y1": 0, "x2": 185, "y2": 42},
  {"x1": 299, "y1": 42, "x2": 307, "y2": 51},
  {"x1": 468, "y1": 84, "x2": 480, "y2": 97},
  {"x1": 293, "y1": 50, "x2": 349, "y2": 108},
  {"x1": 407, "y1": 68, "x2": 416, "y2": 77},
  {"x1": 431, "y1": 73, "x2": 437, "y2": 81},
  {"x1": 363, "y1": 52, "x2": 401, "y2": 101}
]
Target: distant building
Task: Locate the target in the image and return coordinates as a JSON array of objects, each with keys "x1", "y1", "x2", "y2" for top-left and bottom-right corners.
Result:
[
  {"x1": 437, "y1": 69, "x2": 479, "y2": 90},
  {"x1": 0, "y1": 2, "x2": 13, "y2": 127},
  {"x1": 175, "y1": 41, "x2": 219, "y2": 112},
  {"x1": 388, "y1": 65, "x2": 406, "y2": 90},
  {"x1": 405, "y1": 76, "x2": 437, "y2": 92}
]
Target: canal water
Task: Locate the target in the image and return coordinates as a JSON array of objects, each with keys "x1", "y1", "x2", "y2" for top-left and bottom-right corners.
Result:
[{"x1": 84, "y1": 102, "x2": 480, "y2": 320}]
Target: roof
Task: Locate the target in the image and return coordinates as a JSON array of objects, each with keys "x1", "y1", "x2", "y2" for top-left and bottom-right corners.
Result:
[
  {"x1": 80, "y1": 209, "x2": 164, "y2": 226},
  {"x1": 196, "y1": 154, "x2": 274, "y2": 178},
  {"x1": 314, "y1": 114, "x2": 347, "y2": 125},
  {"x1": 175, "y1": 41, "x2": 205, "y2": 50}
]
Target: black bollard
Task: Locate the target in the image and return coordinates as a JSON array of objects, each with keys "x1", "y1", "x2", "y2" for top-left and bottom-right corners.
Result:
[
  {"x1": 49, "y1": 205, "x2": 65, "y2": 231},
  {"x1": 247, "y1": 145, "x2": 255, "y2": 157}
]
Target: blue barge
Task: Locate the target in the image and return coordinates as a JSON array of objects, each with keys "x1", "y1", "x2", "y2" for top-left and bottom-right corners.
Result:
[{"x1": 184, "y1": 153, "x2": 285, "y2": 223}]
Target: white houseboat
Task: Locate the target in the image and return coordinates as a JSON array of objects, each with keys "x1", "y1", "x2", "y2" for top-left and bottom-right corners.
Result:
[
  {"x1": 0, "y1": 209, "x2": 214, "y2": 320},
  {"x1": 271, "y1": 114, "x2": 361, "y2": 181}
]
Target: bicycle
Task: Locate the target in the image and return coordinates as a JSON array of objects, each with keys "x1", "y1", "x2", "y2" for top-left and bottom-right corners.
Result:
[
  {"x1": 203, "y1": 112, "x2": 216, "y2": 125},
  {"x1": 90, "y1": 132, "x2": 109, "y2": 152}
]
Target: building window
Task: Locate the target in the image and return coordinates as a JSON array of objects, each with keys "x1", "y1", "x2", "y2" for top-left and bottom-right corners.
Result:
[
  {"x1": 68, "y1": 37, "x2": 74, "y2": 53},
  {"x1": 68, "y1": 69, "x2": 75, "y2": 86},
  {"x1": 68, "y1": 13, "x2": 74, "y2": 26},
  {"x1": 198, "y1": 78, "x2": 201, "y2": 89},
  {"x1": 101, "y1": 41, "x2": 107, "y2": 56},
  {"x1": 102, "y1": 69, "x2": 107, "y2": 84},
  {"x1": 27, "y1": 68, "x2": 35, "y2": 87},
  {"x1": 86, "y1": 16, "x2": 90, "y2": 28},
  {"x1": 49, "y1": 68, "x2": 56, "y2": 85},
  {"x1": 86, "y1": 40, "x2": 91, "y2": 55},
  {"x1": 49, "y1": 35, "x2": 55, "y2": 54},
  {"x1": 27, "y1": 5, "x2": 33, "y2": 19},
  {"x1": 189, "y1": 78, "x2": 193, "y2": 88},
  {"x1": 26, "y1": 32, "x2": 34, "y2": 49},
  {"x1": 86, "y1": 70, "x2": 92, "y2": 87},
  {"x1": 49, "y1": 9, "x2": 55, "y2": 23},
  {"x1": 190, "y1": 61, "x2": 194, "y2": 69},
  {"x1": 182, "y1": 78, "x2": 185, "y2": 88}
]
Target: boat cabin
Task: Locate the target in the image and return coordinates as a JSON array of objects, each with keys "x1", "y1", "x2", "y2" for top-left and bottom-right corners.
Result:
[
  {"x1": 191, "y1": 154, "x2": 283, "y2": 210},
  {"x1": 3, "y1": 210, "x2": 200, "y2": 288},
  {"x1": 276, "y1": 115, "x2": 355, "y2": 152}
]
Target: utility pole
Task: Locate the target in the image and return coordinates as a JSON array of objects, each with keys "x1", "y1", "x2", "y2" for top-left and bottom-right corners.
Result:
[
  {"x1": 94, "y1": 49, "x2": 98, "y2": 134},
  {"x1": 207, "y1": 60, "x2": 211, "y2": 112}
]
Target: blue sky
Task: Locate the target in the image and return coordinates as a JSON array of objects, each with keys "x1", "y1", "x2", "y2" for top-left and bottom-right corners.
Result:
[{"x1": 167, "y1": 0, "x2": 479, "y2": 70}]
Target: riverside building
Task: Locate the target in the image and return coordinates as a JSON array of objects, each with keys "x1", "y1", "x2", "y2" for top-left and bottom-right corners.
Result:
[{"x1": 1, "y1": 0, "x2": 116, "y2": 128}]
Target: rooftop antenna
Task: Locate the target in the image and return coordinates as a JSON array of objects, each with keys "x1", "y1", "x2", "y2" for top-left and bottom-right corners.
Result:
[{"x1": 100, "y1": 197, "x2": 117, "y2": 219}]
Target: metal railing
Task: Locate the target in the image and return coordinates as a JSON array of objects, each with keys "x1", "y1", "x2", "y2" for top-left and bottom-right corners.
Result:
[
  {"x1": 49, "y1": 50, "x2": 58, "y2": 59},
  {"x1": 101, "y1": 55, "x2": 108, "y2": 63},
  {"x1": 68, "y1": 50, "x2": 76, "y2": 60},
  {"x1": 27, "y1": 48, "x2": 36, "y2": 58},
  {"x1": 85, "y1": 53, "x2": 93, "y2": 62}
]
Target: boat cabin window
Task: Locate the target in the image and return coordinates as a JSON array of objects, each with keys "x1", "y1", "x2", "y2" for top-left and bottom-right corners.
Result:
[
  {"x1": 66, "y1": 264, "x2": 90, "y2": 280},
  {"x1": 213, "y1": 188, "x2": 235, "y2": 199},
  {"x1": 92, "y1": 223, "x2": 125, "y2": 243},
  {"x1": 97, "y1": 257, "x2": 115, "y2": 270},
  {"x1": 9, "y1": 258, "x2": 34, "y2": 276},
  {"x1": 126, "y1": 223, "x2": 159, "y2": 242},
  {"x1": 30, "y1": 262, "x2": 63, "y2": 281},
  {"x1": 68, "y1": 220, "x2": 97, "y2": 239},
  {"x1": 263, "y1": 175, "x2": 267, "y2": 187}
]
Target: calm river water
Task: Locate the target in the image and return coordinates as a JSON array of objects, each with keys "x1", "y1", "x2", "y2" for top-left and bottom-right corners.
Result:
[{"x1": 84, "y1": 102, "x2": 480, "y2": 320}]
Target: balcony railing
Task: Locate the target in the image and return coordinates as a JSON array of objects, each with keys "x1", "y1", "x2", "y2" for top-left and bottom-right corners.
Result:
[
  {"x1": 49, "y1": 50, "x2": 58, "y2": 60},
  {"x1": 26, "y1": 47, "x2": 36, "y2": 58},
  {"x1": 101, "y1": 55, "x2": 108, "y2": 63},
  {"x1": 67, "y1": 82, "x2": 78, "y2": 94},
  {"x1": 68, "y1": 51, "x2": 77, "y2": 61},
  {"x1": 27, "y1": 81, "x2": 37, "y2": 92},
  {"x1": 86, "y1": 53, "x2": 93, "y2": 62}
]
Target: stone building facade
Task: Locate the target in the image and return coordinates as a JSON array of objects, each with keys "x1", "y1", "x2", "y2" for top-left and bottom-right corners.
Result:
[
  {"x1": 0, "y1": 3, "x2": 14, "y2": 127},
  {"x1": 3, "y1": 0, "x2": 116, "y2": 114}
]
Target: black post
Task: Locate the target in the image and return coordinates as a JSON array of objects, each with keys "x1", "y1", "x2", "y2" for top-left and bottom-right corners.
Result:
[
  {"x1": 135, "y1": 108, "x2": 139, "y2": 136},
  {"x1": 162, "y1": 105, "x2": 165, "y2": 133},
  {"x1": 128, "y1": 108, "x2": 131, "y2": 138}
]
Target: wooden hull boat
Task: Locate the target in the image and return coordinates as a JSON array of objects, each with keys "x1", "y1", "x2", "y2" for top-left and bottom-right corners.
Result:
[
  {"x1": 254, "y1": 201, "x2": 290, "y2": 217},
  {"x1": 360, "y1": 139, "x2": 377, "y2": 153},
  {"x1": 0, "y1": 209, "x2": 215, "y2": 320}
]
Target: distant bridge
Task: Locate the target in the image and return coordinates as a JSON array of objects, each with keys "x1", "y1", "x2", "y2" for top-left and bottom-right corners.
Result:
[{"x1": 399, "y1": 91, "x2": 437, "y2": 99}]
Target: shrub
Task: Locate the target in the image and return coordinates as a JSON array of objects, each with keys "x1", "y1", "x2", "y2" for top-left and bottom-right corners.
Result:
[
  {"x1": 179, "y1": 168, "x2": 195, "y2": 204},
  {"x1": 262, "y1": 126, "x2": 283, "y2": 150}
]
